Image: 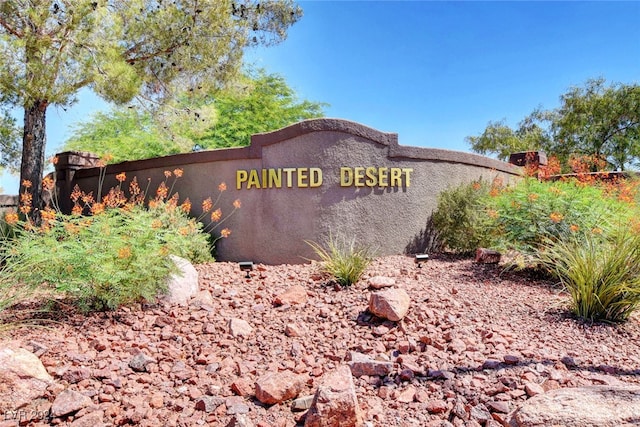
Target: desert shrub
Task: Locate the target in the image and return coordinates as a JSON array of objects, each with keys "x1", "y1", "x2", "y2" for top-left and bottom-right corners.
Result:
[
  {"x1": 306, "y1": 234, "x2": 375, "y2": 286},
  {"x1": 485, "y1": 177, "x2": 637, "y2": 260},
  {"x1": 431, "y1": 180, "x2": 496, "y2": 254},
  {"x1": 537, "y1": 230, "x2": 640, "y2": 322},
  {"x1": 0, "y1": 168, "x2": 238, "y2": 312}
]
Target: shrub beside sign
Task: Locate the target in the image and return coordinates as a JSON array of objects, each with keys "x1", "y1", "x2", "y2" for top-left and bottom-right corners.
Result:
[{"x1": 56, "y1": 118, "x2": 520, "y2": 264}]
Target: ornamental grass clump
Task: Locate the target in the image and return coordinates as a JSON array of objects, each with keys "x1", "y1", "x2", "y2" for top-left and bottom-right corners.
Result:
[
  {"x1": 0, "y1": 161, "x2": 239, "y2": 312},
  {"x1": 306, "y1": 234, "x2": 375, "y2": 287},
  {"x1": 538, "y1": 230, "x2": 640, "y2": 323}
]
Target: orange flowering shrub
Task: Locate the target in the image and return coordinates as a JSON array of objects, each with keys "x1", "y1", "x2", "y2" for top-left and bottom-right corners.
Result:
[{"x1": 1, "y1": 162, "x2": 240, "y2": 312}]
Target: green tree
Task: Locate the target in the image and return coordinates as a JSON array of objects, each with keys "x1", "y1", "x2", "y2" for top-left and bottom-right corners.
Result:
[
  {"x1": 194, "y1": 69, "x2": 326, "y2": 148},
  {"x1": 467, "y1": 79, "x2": 640, "y2": 171},
  {"x1": 465, "y1": 113, "x2": 551, "y2": 162},
  {"x1": 63, "y1": 69, "x2": 326, "y2": 161},
  {"x1": 0, "y1": 0, "x2": 301, "y2": 220},
  {"x1": 549, "y1": 78, "x2": 640, "y2": 171},
  {"x1": 0, "y1": 107, "x2": 21, "y2": 172}
]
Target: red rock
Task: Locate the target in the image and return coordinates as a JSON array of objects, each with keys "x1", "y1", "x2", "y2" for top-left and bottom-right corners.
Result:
[
  {"x1": 232, "y1": 378, "x2": 255, "y2": 397},
  {"x1": 367, "y1": 276, "x2": 396, "y2": 289},
  {"x1": 525, "y1": 382, "x2": 545, "y2": 397},
  {"x1": 229, "y1": 318, "x2": 254, "y2": 338},
  {"x1": 274, "y1": 285, "x2": 308, "y2": 306},
  {"x1": 255, "y1": 370, "x2": 305, "y2": 405},
  {"x1": 347, "y1": 352, "x2": 394, "y2": 377},
  {"x1": 426, "y1": 399, "x2": 448, "y2": 414},
  {"x1": 396, "y1": 386, "x2": 416, "y2": 403},
  {"x1": 369, "y1": 288, "x2": 411, "y2": 322},
  {"x1": 475, "y1": 248, "x2": 501, "y2": 264},
  {"x1": 51, "y1": 389, "x2": 93, "y2": 418},
  {"x1": 0, "y1": 347, "x2": 53, "y2": 413},
  {"x1": 285, "y1": 323, "x2": 305, "y2": 337},
  {"x1": 305, "y1": 365, "x2": 362, "y2": 427}
]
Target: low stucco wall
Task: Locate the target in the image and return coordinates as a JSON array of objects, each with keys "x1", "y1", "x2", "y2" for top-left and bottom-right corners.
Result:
[{"x1": 56, "y1": 118, "x2": 520, "y2": 264}]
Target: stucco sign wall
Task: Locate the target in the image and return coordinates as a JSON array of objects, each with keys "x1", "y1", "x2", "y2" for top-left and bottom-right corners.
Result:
[{"x1": 56, "y1": 118, "x2": 520, "y2": 264}]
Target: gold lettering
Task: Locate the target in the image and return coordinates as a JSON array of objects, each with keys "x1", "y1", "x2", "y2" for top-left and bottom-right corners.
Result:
[
  {"x1": 403, "y1": 168, "x2": 413, "y2": 187},
  {"x1": 247, "y1": 169, "x2": 260, "y2": 189},
  {"x1": 298, "y1": 168, "x2": 308, "y2": 188},
  {"x1": 309, "y1": 168, "x2": 322, "y2": 187},
  {"x1": 365, "y1": 167, "x2": 377, "y2": 187},
  {"x1": 340, "y1": 167, "x2": 353, "y2": 187},
  {"x1": 389, "y1": 168, "x2": 401, "y2": 186},
  {"x1": 379, "y1": 167, "x2": 388, "y2": 186},
  {"x1": 283, "y1": 168, "x2": 296, "y2": 188},
  {"x1": 236, "y1": 170, "x2": 248, "y2": 190},
  {"x1": 354, "y1": 167, "x2": 365, "y2": 187},
  {"x1": 268, "y1": 169, "x2": 282, "y2": 188}
]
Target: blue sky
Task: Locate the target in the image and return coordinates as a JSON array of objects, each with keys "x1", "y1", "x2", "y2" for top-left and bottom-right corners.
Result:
[{"x1": 2, "y1": 0, "x2": 639, "y2": 193}]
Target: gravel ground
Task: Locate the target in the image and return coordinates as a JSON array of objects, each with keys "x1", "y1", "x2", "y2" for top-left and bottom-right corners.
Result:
[{"x1": 2, "y1": 254, "x2": 640, "y2": 426}]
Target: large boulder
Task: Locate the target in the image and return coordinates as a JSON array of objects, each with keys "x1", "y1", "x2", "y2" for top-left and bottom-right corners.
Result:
[
  {"x1": 305, "y1": 365, "x2": 362, "y2": 427},
  {"x1": 0, "y1": 346, "x2": 54, "y2": 413},
  {"x1": 164, "y1": 255, "x2": 199, "y2": 306},
  {"x1": 368, "y1": 288, "x2": 410, "y2": 321},
  {"x1": 255, "y1": 370, "x2": 306, "y2": 405},
  {"x1": 509, "y1": 385, "x2": 640, "y2": 426}
]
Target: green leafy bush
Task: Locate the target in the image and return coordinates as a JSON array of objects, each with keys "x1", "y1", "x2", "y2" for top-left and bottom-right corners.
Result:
[
  {"x1": 538, "y1": 230, "x2": 640, "y2": 322},
  {"x1": 486, "y1": 178, "x2": 636, "y2": 259},
  {"x1": 431, "y1": 180, "x2": 495, "y2": 254},
  {"x1": 0, "y1": 168, "x2": 238, "y2": 312},
  {"x1": 306, "y1": 235, "x2": 375, "y2": 287}
]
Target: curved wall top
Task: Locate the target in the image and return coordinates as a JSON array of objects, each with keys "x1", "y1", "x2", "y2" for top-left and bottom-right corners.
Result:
[{"x1": 57, "y1": 118, "x2": 521, "y2": 264}]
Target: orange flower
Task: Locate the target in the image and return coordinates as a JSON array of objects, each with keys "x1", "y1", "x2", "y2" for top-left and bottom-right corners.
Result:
[
  {"x1": 151, "y1": 219, "x2": 162, "y2": 229},
  {"x1": 180, "y1": 198, "x2": 192, "y2": 214},
  {"x1": 42, "y1": 175, "x2": 55, "y2": 192},
  {"x1": 487, "y1": 209, "x2": 499, "y2": 219},
  {"x1": 22, "y1": 180, "x2": 32, "y2": 189},
  {"x1": 202, "y1": 197, "x2": 213, "y2": 213},
  {"x1": 71, "y1": 185, "x2": 82, "y2": 203},
  {"x1": 41, "y1": 208, "x2": 56, "y2": 222},
  {"x1": 592, "y1": 227, "x2": 603, "y2": 235},
  {"x1": 218, "y1": 182, "x2": 227, "y2": 192},
  {"x1": 211, "y1": 208, "x2": 222, "y2": 222},
  {"x1": 19, "y1": 205, "x2": 31, "y2": 215},
  {"x1": 173, "y1": 168, "x2": 184, "y2": 178},
  {"x1": 570, "y1": 224, "x2": 580, "y2": 233},
  {"x1": 472, "y1": 182, "x2": 482, "y2": 190},
  {"x1": 71, "y1": 204, "x2": 83, "y2": 216},
  {"x1": 156, "y1": 182, "x2": 168, "y2": 200},
  {"x1": 549, "y1": 212, "x2": 564, "y2": 223},
  {"x1": 118, "y1": 247, "x2": 132, "y2": 259},
  {"x1": 178, "y1": 227, "x2": 190, "y2": 236},
  {"x1": 91, "y1": 202, "x2": 105, "y2": 215},
  {"x1": 81, "y1": 192, "x2": 95, "y2": 205},
  {"x1": 220, "y1": 228, "x2": 231, "y2": 238},
  {"x1": 164, "y1": 170, "x2": 172, "y2": 179},
  {"x1": 4, "y1": 212, "x2": 19, "y2": 226},
  {"x1": 116, "y1": 172, "x2": 127, "y2": 183},
  {"x1": 527, "y1": 193, "x2": 539, "y2": 202},
  {"x1": 233, "y1": 199, "x2": 241, "y2": 209}
]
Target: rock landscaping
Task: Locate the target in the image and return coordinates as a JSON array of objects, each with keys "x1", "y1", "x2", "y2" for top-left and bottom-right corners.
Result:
[{"x1": 1, "y1": 254, "x2": 640, "y2": 426}]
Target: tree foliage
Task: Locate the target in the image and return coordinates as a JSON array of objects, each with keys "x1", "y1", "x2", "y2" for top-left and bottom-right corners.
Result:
[
  {"x1": 0, "y1": 108, "x2": 20, "y2": 173},
  {"x1": 63, "y1": 69, "x2": 327, "y2": 161},
  {"x1": 467, "y1": 79, "x2": 640, "y2": 171},
  {"x1": 0, "y1": 0, "x2": 302, "y2": 218}
]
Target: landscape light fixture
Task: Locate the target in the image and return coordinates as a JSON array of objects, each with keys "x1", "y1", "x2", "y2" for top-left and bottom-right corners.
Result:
[
  {"x1": 415, "y1": 254, "x2": 429, "y2": 268},
  {"x1": 239, "y1": 261, "x2": 254, "y2": 278}
]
